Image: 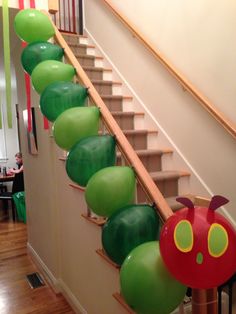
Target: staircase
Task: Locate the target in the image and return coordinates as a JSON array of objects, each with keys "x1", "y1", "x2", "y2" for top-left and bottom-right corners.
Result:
[{"x1": 61, "y1": 32, "x2": 192, "y2": 212}]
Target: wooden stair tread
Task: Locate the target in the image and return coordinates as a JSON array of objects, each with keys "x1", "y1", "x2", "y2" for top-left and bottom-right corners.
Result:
[
  {"x1": 149, "y1": 170, "x2": 190, "y2": 181},
  {"x1": 101, "y1": 95, "x2": 132, "y2": 100},
  {"x1": 91, "y1": 79, "x2": 122, "y2": 85},
  {"x1": 61, "y1": 32, "x2": 88, "y2": 39},
  {"x1": 68, "y1": 43, "x2": 95, "y2": 49},
  {"x1": 165, "y1": 194, "x2": 196, "y2": 211},
  {"x1": 117, "y1": 148, "x2": 173, "y2": 157},
  {"x1": 82, "y1": 66, "x2": 112, "y2": 72},
  {"x1": 122, "y1": 129, "x2": 156, "y2": 134},
  {"x1": 111, "y1": 111, "x2": 135, "y2": 116},
  {"x1": 75, "y1": 53, "x2": 103, "y2": 60}
]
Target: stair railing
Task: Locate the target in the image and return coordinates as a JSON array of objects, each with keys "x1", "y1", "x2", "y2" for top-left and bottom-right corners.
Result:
[
  {"x1": 44, "y1": 12, "x2": 217, "y2": 314},
  {"x1": 102, "y1": 0, "x2": 236, "y2": 141},
  {"x1": 50, "y1": 0, "x2": 83, "y2": 35},
  {"x1": 45, "y1": 12, "x2": 173, "y2": 222}
]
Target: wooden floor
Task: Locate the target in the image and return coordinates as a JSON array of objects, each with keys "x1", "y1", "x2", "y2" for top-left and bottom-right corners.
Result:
[{"x1": 0, "y1": 220, "x2": 75, "y2": 314}]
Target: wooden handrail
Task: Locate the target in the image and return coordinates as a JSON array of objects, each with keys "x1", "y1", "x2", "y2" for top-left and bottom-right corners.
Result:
[
  {"x1": 44, "y1": 11, "x2": 173, "y2": 222},
  {"x1": 102, "y1": 0, "x2": 236, "y2": 140},
  {"x1": 44, "y1": 11, "x2": 217, "y2": 314}
]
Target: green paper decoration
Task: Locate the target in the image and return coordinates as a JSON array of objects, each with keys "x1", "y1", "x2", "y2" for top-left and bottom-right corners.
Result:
[
  {"x1": 85, "y1": 166, "x2": 135, "y2": 217},
  {"x1": 40, "y1": 81, "x2": 87, "y2": 122},
  {"x1": 21, "y1": 41, "x2": 64, "y2": 75},
  {"x1": 66, "y1": 135, "x2": 116, "y2": 187},
  {"x1": 120, "y1": 242, "x2": 187, "y2": 314},
  {"x1": 14, "y1": 9, "x2": 55, "y2": 43},
  {"x1": 31, "y1": 60, "x2": 75, "y2": 94},
  {"x1": 0, "y1": 103, "x2": 2, "y2": 129},
  {"x1": 102, "y1": 204, "x2": 159, "y2": 265},
  {"x1": 53, "y1": 106, "x2": 100, "y2": 151},
  {"x1": 3, "y1": 0, "x2": 12, "y2": 128}
]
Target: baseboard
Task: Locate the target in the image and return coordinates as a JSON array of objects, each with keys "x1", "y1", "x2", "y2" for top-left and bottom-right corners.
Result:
[
  {"x1": 58, "y1": 278, "x2": 87, "y2": 314},
  {"x1": 27, "y1": 243, "x2": 61, "y2": 294},
  {"x1": 27, "y1": 243, "x2": 87, "y2": 314}
]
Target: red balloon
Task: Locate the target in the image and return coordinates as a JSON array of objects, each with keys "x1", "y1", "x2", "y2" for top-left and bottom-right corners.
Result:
[{"x1": 160, "y1": 196, "x2": 236, "y2": 289}]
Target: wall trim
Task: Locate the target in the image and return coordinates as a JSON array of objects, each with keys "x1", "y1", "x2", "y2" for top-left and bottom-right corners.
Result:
[
  {"x1": 84, "y1": 27, "x2": 236, "y2": 227},
  {"x1": 27, "y1": 243, "x2": 87, "y2": 313},
  {"x1": 58, "y1": 279, "x2": 87, "y2": 314},
  {"x1": 27, "y1": 243, "x2": 60, "y2": 293}
]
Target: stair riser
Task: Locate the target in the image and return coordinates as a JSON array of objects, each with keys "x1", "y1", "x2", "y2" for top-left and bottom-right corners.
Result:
[
  {"x1": 125, "y1": 133, "x2": 147, "y2": 150},
  {"x1": 113, "y1": 115, "x2": 134, "y2": 130},
  {"x1": 117, "y1": 154, "x2": 162, "y2": 172},
  {"x1": 102, "y1": 98, "x2": 123, "y2": 111},
  {"x1": 70, "y1": 45, "x2": 87, "y2": 55},
  {"x1": 99, "y1": 115, "x2": 134, "y2": 131},
  {"x1": 62, "y1": 34, "x2": 88, "y2": 45},
  {"x1": 62, "y1": 35, "x2": 80, "y2": 45},
  {"x1": 93, "y1": 83, "x2": 112, "y2": 95},
  {"x1": 77, "y1": 56, "x2": 95, "y2": 67},
  {"x1": 84, "y1": 69, "x2": 103, "y2": 80},
  {"x1": 137, "y1": 178, "x2": 178, "y2": 203}
]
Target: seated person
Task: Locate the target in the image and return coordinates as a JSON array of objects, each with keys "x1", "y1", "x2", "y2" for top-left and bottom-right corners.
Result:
[
  {"x1": 8, "y1": 152, "x2": 24, "y2": 194},
  {"x1": 0, "y1": 153, "x2": 24, "y2": 220}
]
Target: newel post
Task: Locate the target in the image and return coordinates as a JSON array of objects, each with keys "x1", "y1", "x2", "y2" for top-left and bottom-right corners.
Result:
[
  {"x1": 192, "y1": 288, "x2": 218, "y2": 314},
  {"x1": 48, "y1": 0, "x2": 59, "y2": 14}
]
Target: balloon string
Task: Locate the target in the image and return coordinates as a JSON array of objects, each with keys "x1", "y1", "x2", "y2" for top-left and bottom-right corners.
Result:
[{"x1": 191, "y1": 299, "x2": 217, "y2": 305}]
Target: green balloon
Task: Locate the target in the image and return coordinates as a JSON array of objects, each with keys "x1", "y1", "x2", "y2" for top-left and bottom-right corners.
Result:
[
  {"x1": 120, "y1": 242, "x2": 187, "y2": 314},
  {"x1": 53, "y1": 107, "x2": 100, "y2": 151},
  {"x1": 102, "y1": 205, "x2": 159, "y2": 265},
  {"x1": 21, "y1": 42, "x2": 64, "y2": 75},
  {"x1": 14, "y1": 9, "x2": 55, "y2": 43},
  {"x1": 66, "y1": 135, "x2": 116, "y2": 187},
  {"x1": 31, "y1": 60, "x2": 75, "y2": 94},
  {"x1": 40, "y1": 82, "x2": 88, "y2": 122},
  {"x1": 85, "y1": 166, "x2": 135, "y2": 217}
]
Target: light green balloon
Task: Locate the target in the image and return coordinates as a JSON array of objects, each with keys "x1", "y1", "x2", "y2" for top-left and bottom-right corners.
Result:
[
  {"x1": 85, "y1": 166, "x2": 136, "y2": 217},
  {"x1": 14, "y1": 9, "x2": 55, "y2": 43},
  {"x1": 53, "y1": 107, "x2": 100, "y2": 151},
  {"x1": 31, "y1": 60, "x2": 75, "y2": 94},
  {"x1": 120, "y1": 242, "x2": 187, "y2": 314}
]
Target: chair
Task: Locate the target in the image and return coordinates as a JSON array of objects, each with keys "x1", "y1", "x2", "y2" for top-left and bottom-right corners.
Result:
[
  {"x1": 0, "y1": 168, "x2": 25, "y2": 222},
  {"x1": 0, "y1": 183, "x2": 7, "y2": 193},
  {"x1": 0, "y1": 191, "x2": 16, "y2": 221}
]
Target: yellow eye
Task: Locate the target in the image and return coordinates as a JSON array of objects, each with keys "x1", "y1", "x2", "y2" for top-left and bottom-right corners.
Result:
[
  {"x1": 174, "y1": 220, "x2": 193, "y2": 253},
  {"x1": 208, "y1": 223, "x2": 228, "y2": 258}
]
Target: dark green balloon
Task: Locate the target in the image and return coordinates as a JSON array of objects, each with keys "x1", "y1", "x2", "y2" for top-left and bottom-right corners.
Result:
[
  {"x1": 40, "y1": 81, "x2": 88, "y2": 122},
  {"x1": 120, "y1": 242, "x2": 187, "y2": 314},
  {"x1": 21, "y1": 41, "x2": 64, "y2": 75},
  {"x1": 66, "y1": 135, "x2": 116, "y2": 187},
  {"x1": 102, "y1": 204, "x2": 159, "y2": 265}
]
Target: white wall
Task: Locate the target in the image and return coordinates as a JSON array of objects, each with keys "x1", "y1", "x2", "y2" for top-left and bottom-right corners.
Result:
[
  {"x1": 84, "y1": 0, "x2": 236, "y2": 221},
  {"x1": 0, "y1": 0, "x2": 48, "y2": 9},
  {"x1": 108, "y1": 0, "x2": 236, "y2": 125}
]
